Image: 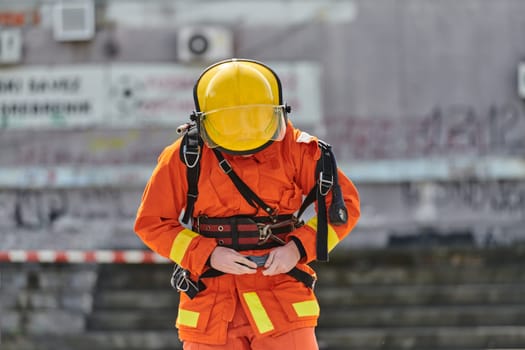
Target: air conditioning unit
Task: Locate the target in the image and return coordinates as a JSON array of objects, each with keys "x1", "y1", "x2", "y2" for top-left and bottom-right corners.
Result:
[
  {"x1": 177, "y1": 26, "x2": 233, "y2": 63},
  {"x1": 53, "y1": 0, "x2": 95, "y2": 42},
  {"x1": 519, "y1": 62, "x2": 525, "y2": 99},
  {"x1": 0, "y1": 29, "x2": 22, "y2": 64}
]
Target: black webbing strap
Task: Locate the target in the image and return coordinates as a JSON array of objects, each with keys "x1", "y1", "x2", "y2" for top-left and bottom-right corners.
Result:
[
  {"x1": 179, "y1": 266, "x2": 316, "y2": 299},
  {"x1": 287, "y1": 267, "x2": 317, "y2": 289},
  {"x1": 296, "y1": 185, "x2": 316, "y2": 221},
  {"x1": 180, "y1": 126, "x2": 203, "y2": 224},
  {"x1": 212, "y1": 149, "x2": 276, "y2": 216},
  {"x1": 315, "y1": 141, "x2": 333, "y2": 261}
]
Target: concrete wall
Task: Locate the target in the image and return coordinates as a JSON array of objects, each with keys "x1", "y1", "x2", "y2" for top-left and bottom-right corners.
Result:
[{"x1": 1, "y1": 0, "x2": 525, "y2": 249}]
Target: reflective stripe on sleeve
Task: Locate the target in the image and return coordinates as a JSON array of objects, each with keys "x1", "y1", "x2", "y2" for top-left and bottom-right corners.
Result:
[
  {"x1": 292, "y1": 300, "x2": 320, "y2": 317},
  {"x1": 305, "y1": 217, "x2": 339, "y2": 252},
  {"x1": 177, "y1": 309, "x2": 200, "y2": 328},
  {"x1": 242, "y1": 292, "x2": 274, "y2": 334},
  {"x1": 169, "y1": 229, "x2": 199, "y2": 264}
]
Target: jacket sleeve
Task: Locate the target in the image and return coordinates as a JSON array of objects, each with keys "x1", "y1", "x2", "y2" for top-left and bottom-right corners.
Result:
[
  {"x1": 134, "y1": 141, "x2": 217, "y2": 276},
  {"x1": 287, "y1": 132, "x2": 360, "y2": 263}
]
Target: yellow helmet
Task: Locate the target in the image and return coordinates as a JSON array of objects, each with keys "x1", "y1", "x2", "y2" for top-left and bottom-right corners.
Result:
[{"x1": 193, "y1": 58, "x2": 289, "y2": 155}]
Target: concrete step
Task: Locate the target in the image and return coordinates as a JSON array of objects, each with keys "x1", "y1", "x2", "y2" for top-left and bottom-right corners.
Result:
[
  {"x1": 86, "y1": 304, "x2": 525, "y2": 331},
  {"x1": 92, "y1": 283, "x2": 525, "y2": 309},
  {"x1": 87, "y1": 310, "x2": 176, "y2": 330},
  {"x1": 1, "y1": 331, "x2": 182, "y2": 350},
  {"x1": 4, "y1": 326, "x2": 525, "y2": 350},
  {"x1": 321, "y1": 245, "x2": 525, "y2": 268},
  {"x1": 314, "y1": 264, "x2": 525, "y2": 286},
  {"x1": 93, "y1": 290, "x2": 179, "y2": 309},
  {"x1": 317, "y1": 325, "x2": 525, "y2": 349},
  {"x1": 319, "y1": 304, "x2": 525, "y2": 328},
  {"x1": 96, "y1": 263, "x2": 525, "y2": 289},
  {"x1": 316, "y1": 283, "x2": 525, "y2": 306},
  {"x1": 96, "y1": 264, "x2": 174, "y2": 290}
]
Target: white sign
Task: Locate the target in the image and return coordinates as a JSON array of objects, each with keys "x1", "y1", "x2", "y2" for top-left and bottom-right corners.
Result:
[
  {"x1": 0, "y1": 65, "x2": 106, "y2": 129},
  {"x1": 0, "y1": 62, "x2": 322, "y2": 129}
]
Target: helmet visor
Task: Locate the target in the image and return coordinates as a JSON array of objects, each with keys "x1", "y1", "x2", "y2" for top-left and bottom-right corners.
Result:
[{"x1": 200, "y1": 104, "x2": 287, "y2": 153}]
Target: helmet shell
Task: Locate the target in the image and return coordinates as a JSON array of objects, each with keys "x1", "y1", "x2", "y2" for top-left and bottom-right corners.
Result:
[
  {"x1": 193, "y1": 59, "x2": 287, "y2": 155},
  {"x1": 194, "y1": 59, "x2": 283, "y2": 112}
]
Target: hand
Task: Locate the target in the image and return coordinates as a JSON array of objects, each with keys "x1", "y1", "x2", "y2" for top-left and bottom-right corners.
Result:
[
  {"x1": 262, "y1": 241, "x2": 300, "y2": 276},
  {"x1": 210, "y1": 246, "x2": 258, "y2": 274}
]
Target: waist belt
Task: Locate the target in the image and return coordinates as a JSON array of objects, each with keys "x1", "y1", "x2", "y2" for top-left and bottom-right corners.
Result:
[
  {"x1": 172, "y1": 215, "x2": 315, "y2": 299},
  {"x1": 194, "y1": 215, "x2": 298, "y2": 250}
]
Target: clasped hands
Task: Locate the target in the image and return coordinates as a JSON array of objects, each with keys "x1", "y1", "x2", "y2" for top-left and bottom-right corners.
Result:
[{"x1": 209, "y1": 241, "x2": 300, "y2": 276}]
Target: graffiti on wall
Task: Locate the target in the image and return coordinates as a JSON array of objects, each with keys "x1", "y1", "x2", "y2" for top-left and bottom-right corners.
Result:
[
  {"x1": 0, "y1": 129, "x2": 172, "y2": 166},
  {"x1": 328, "y1": 104, "x2": 525, "y2": 160},
  {"x1": 2, "y1": 103, "x2": 524, "y2": 171},
  {"x1": 401, "y1": 180, "x2": 525, "y2": 214},
  {"x1": 0, "y1": 189, "x2": 140, "y2": 230}
]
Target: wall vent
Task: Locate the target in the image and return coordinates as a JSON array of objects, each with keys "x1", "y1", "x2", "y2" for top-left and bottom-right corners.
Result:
[
  {"x1": 0, "y1": 29, "x2": 22, "y2": 64},
  {"x1": 177, "y1": 26, "x2": 233, "y2": 63},
  {"x1": 53, "y1": 0, "x2": 95, "y2": 42}
]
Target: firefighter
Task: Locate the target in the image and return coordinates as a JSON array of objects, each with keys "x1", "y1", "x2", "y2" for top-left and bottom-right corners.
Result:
[{"x1": 134, "y1": 58, "x2": 360, "y2": 349}]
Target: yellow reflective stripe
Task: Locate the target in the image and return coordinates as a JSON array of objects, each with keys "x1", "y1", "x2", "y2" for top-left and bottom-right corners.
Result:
[
  {"x1": 169, "y1": 229, "x2": 199, "y2": 264},
  {"x1": 306, "y1": 216, "x2": 340, "y2": 252},
  {"x1": 292, "y1": 300, "x2": 320, "y2": 317},
  {"x1": 242, "y1": 292, "x2": 274, "y2": 334},
  {"x1": 177, "y1": 309, "x2": 200, "y2": 328}
]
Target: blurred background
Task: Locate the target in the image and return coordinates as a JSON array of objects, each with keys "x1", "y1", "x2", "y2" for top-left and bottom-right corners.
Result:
[{"x1": 1, "y1": 0, "x2": 525, "y2": 349}]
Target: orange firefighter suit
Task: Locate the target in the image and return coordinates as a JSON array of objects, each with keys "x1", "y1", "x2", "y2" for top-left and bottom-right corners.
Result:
[{"x1": 134, "y1": 121, "x2": 360, "y2": 345}]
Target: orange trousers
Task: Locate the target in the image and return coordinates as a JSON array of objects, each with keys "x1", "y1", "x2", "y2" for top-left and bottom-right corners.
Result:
[{"x1": 183, "y1": 295, "x2": 319, "y2": 350}]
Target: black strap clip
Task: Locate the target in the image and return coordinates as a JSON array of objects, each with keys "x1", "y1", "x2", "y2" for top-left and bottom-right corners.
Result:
[{"x1": 218, "y1": 159, "x2": 233, "y2": 174}]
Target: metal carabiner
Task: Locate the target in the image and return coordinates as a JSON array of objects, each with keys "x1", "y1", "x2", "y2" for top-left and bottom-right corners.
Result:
[
  {"x1": 170, "y1": 264, "x2": 199, "y2": 293},
  {"x1": 257, "y1": 223, "x2": 272, "y2": 243},
  {"x1": 257, "y1": 220, "x2": 291, "y2": 246}
]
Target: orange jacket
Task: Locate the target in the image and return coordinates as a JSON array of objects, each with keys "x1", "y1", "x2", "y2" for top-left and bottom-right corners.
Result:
[{"x1": 134, "y1": 122, "x2": 360, "y2": 344}]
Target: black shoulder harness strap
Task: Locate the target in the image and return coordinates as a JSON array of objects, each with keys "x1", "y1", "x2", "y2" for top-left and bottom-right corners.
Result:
[
  {"x1": 179, "y1": 130, "x2": 347, "y2": 261},
  {"x1": 179, "y1": 125, "x2": 203, "y2": 224},
  {"x1": 295, "y1": 140, "x2": 348, "y2": 261},
  {"x1": 211, "y1": 149, "x2": 276, "y2": 216}
]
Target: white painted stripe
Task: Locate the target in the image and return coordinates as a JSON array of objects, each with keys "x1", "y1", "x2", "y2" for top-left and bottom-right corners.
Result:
[
  {"x1": 65, "y1": 250, "x2": 87, "y2": 263},
  {"x1": 94, "y1": 250, "x2": 115, "y2": 263},
  {"x1": 8, "y1": 250, "x2": 27, "y2": 262},
  {"x1": 37, "y1": 250, "x2": 57, "y2": 263},
  {"x1": 123, "y1": 250, "x2": 145, "y2": 263}
]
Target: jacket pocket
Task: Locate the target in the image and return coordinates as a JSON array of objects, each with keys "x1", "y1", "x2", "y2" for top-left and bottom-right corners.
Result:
[
  {"x1": 271, "y1": 274, "x2": 320, "y2": 323},
  {"x1": 176, "y1": 287, "x2": 217, "y2": 331}
]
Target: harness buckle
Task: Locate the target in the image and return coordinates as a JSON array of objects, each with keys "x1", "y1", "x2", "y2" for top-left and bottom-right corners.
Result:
[
  {"x1": 318, "y1": 171, "x2": 333, "y2": 196},
  {"x1": 257, "y1": 219, "x2": 296, "y2": 246},
  {"x1": 257, "y1": 224, "x2": 273, "y2": 244}
]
